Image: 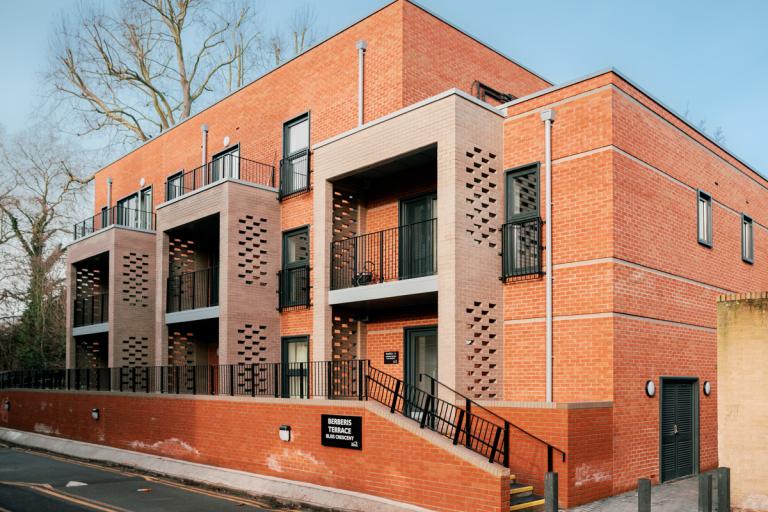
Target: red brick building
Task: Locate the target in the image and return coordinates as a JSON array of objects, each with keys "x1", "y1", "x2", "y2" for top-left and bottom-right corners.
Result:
[{"x1": 2, "y1": 1, "x2": 764, "y2": 510}]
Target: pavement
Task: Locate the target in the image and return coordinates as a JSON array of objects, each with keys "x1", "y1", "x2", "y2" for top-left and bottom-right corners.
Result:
[
  {"x1": 569, "y1": 474, "x2": 721, "y2": 511},
  {"x1": 0, "y1": 443, "x2": 321, "y2": 512}
]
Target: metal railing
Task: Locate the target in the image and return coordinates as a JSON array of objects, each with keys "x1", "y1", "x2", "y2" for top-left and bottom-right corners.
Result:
[
  {"x1": 73, "y1": 292, "x2": 109, "y2": 327},
  {"x1": 278, "y1": 265, "x2": 310, "y2": 310},
  {"x1": 501, "y1": 217, "x2": 543, "y2": 281},
  {"x1": 330, "y1": 218, "x2": 437, "y2": 290},
  {"x1": 279, "y1": 149, "x2": 310, "y2": 199},
  {"x1": 166, "y1": 266, "x2": 219, "y2": 313},
  {"x1": 73, "y1": 206, "x2": 156, "y2": 240},
  {"x1": 0, "y1": 360, "x2": 368, "y2": 400},
  {"x1": 418, "y1": 372, "x2": 566, "y2": 472},
  {"x1": 165, "y1": 154, "x2": 275, "y2": 200}
]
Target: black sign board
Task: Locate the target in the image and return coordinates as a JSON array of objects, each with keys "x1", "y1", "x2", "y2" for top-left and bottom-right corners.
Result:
[
  {"x1": 321, "y1": 414, "x2": 362, "y2": 450},
  {"x1": 384, "y1": 351, "x2": 399, "y2": 364}
]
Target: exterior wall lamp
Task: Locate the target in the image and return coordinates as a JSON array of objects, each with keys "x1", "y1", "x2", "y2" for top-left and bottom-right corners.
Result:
[
  {"x1": 279, "y1": 425, "x2": 291, "y2": 442},
  {"x1": 91, "y1": 408, "x2": 100, "y2": 421},
  {"x1": 2, "y1": 400, "x2": 9, "y2": 411},
  {"x1": 703, "y1": 381, "x2": 712, "y2": 396},
  {"x1": 645, "y1": 380, "x2": 656, "y2": 398}
]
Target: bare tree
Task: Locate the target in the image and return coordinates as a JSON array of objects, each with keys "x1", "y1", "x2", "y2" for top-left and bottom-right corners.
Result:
[
  {"x1": 0, "y1": 128, "x2": 91, "y2": 369},
  {"x1": 683, "y1": 103, "x2": 726, "y2": 145},
  {"x1": 49, "y1": 1, "x2": 317, "y2": 147},
  {"x1": 268, "y1": 3, "x2": 317, "y2": 67}
]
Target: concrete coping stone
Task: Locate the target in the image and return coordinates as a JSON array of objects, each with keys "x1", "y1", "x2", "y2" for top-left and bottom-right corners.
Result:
[{"x1": 717, "y1": 291, "x2": 768, "y2": 302}]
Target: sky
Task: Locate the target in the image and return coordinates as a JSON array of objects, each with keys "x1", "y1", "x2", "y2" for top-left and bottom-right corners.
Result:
[{"x1": 0, "y1": 0, "x2": 767, "y2": 173}]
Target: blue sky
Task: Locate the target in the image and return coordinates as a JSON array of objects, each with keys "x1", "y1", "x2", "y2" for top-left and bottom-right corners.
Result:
[{"x1": 1, "y1": 0, "x2": 767, "y2": 172}]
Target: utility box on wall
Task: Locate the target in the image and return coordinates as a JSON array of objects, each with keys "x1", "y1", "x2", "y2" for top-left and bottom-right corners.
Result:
[{"x1": 717, "y1": 293, "x2": 768, "y2": 512}]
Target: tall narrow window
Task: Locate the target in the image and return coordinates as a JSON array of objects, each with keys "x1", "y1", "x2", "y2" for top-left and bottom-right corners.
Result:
[
  {"x1": 742, "y1": 214, "x2": 754, "y2": 263},
  {"x1": 280, "y1": 114, "x2": 310, "y2": 197},
  {"x1": 211, "y1": 144, "x2": 239, "y2": 182},
  {"x1": 280, "y1": 227, "x2": 310, "y2": 309},
  {"x1": 697, "y1": 190, "x2": 712, "y2": 247},
  {"x1": 166, "y1": 171, "x2": 183, "y2": 201},
  {"x1": 502, "y1": 164, "x2": 542, "y2": 279},
  {"x1": 116, "y1": 186, "x2": 152, "y2": 230}
]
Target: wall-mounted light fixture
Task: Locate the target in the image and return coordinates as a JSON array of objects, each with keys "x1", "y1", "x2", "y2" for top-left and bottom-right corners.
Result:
[
  {"x1": 645, "y1": 380, "x2": 656, "y2": 398},
  {"x1": 279, "y1": 425, "x2": 291, "y2": 442},
  {"x1": 703, "y1": 381, "x2": 712, "y2": 396},
  {"x1": 465, "y1": 339, "x2": 474, "y2": 346},
  {"x1": 91, "y1": 408, "x2": 100, "y2": 421},
  {"x1": 2, "y1": 400, "x2": 9, "y2": 411}
]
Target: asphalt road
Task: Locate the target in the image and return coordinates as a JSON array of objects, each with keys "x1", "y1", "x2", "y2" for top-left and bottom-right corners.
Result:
[{"x1": 0, "y1": 443, "x2": 314, "y2": 512}]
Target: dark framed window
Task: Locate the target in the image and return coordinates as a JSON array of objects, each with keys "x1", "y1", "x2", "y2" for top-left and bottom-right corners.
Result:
[
  {"x1": 742, "y1": 214, "x2": 754, "y2": 263},
  {"x1": 166, "y1": 171, "x2": 183, "y2": 201},
  {"x1": 279, "y1": 226, "x2": 310, "y2": 309},
  {"x1": 697, "y1": 190, "x2": 712, "y2": 247},
  {"x1": 211, "y1": 144, "x2": 240, "y2": 181},
  {"x1": 280, "y1": 113, "x2": 310, "y2": 198},
  {"x1": 502, "y1": 163, "x2": 542, "y2": 280},
  {"x1": 116, "y1": 186, "x2": 153, "y2": 230}
]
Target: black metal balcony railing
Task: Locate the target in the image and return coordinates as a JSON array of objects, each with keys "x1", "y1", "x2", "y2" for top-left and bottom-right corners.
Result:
[
  {"x1": 73, "y1": 206, "x2": 156, "y2": 240},
  {"x1": 73, "y1": 292, "x2": 109, "y2": 327},
  {"x1": 166, "y1": 266, "x2": 219, "y2": 313},
  {"x1": 279, "y1": 149, "x2": 310, "y2": 199},
  {"x1": 330, "y1": 218, "x2": 437, "y2": 290},
  {"x1": 0, "y1": 360, "x2": 368, "y2": 400},
  {"x1": 165, "y1": 154, "x2": 275, "y2": 200},
  {"x1": 501, "y1": 217, "x2": 543, "y2": 281},
  {"x1": 278, "y1": 265, "x2": 310, "y2": 310}
]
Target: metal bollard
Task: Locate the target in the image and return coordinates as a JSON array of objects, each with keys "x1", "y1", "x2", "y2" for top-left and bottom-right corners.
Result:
[
  {"x1": 638, "y1": 478, "x2": 651, "y2": 512},
  {"x1": 699, "y1": 472, "x2": 712, "y2": 512},
  {"x1": 717, "y1": 467, "x2": 730, "y2": 512},
  {"x1": 544, "y1": 472, "x2": 558, "y2": 512}
]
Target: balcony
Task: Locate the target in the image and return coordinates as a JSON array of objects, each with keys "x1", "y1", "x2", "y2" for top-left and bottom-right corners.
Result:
[
  {"x1": 165, "y1": 154, "x2": 275, "y2": 201},
  {"x1": 329, "y1": 219, "x2": 437, "y2": 306},
  {"x1": 73, "y1": 292, "x2": 108, "y2": 327},
  {"x1": 73, "y1": 206, "x2": 155, "y2": 240},
  {"x1": 501, "y1": 217, "x2": 543, "y2": 281},
  {"x1": 278, "y1": 265, "x2": 310, "y2": 310},
  {"x1": 278, "y1": 149, "x2": 310, "y2": 199},
  {"x1": 166, "y1": 266, "x2": 219, "y2": 313}
]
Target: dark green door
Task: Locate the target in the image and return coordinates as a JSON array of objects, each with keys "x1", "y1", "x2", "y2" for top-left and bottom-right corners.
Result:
[
  {"x1": 281, "y1": 336, "x2": 309, "y2": 398},
  {"x1": 661, "y1": 379, "x2": 696, "y2": 481},
  {"x1": 404, "y1": 327, "x2": 438, "y2": 419},
  {"x1": 399, "y1": 193, "x2": 436, "y2": 280}
]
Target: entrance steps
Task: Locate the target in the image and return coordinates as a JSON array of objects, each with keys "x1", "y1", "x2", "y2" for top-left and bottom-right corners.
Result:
[{"x1": 509, "y1": 475, "x2": 545, "y2": 511}]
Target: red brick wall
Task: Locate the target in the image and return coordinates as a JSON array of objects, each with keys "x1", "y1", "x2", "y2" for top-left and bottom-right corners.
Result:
[
  {"x1": 365, "y1": 307, "x2": 437, "y2": 380},
  {"x1": 1, "y1": 390, "x2": 508, "y2": 512}
]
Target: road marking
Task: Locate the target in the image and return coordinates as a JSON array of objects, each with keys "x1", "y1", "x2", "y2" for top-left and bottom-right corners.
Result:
[{"x1": 0, "y1": 481, "x2": 127, "y2": 512}]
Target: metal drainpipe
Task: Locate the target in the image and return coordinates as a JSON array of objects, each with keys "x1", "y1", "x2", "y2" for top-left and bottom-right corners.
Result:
[
  {"x1": 201, "y1": 124, "x2": 209, "y2": 166},
  {"x1": 540, "y1": 108, "x2": 556, "y2": 403},
  {"x1": 356, "y1": 40, "x2": 367, "y2": 126},
  {"x1": 107, "y1": 177, "x2": 112, "y2": 207}
]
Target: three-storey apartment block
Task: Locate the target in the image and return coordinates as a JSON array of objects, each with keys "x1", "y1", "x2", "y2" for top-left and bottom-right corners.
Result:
[{"x1": 54, "y1": 1, "x2": 767, "y2": 509}]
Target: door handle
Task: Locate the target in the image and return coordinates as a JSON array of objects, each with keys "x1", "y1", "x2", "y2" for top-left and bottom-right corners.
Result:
[{"x1": 673, "y1": 424, "x2": 679, "y2": 435}]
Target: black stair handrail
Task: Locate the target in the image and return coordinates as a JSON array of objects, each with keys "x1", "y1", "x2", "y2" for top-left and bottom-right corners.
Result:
[
  {"x1": 366, "y1": 363, "x2": 510, "y2": 467},
  {"x1": 419, "y1": 373, "x2": 566, "y2": 472}
]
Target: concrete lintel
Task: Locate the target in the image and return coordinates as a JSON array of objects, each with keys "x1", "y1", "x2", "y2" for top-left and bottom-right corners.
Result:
[
  {"x1": 476, "y1": 400, "x2": 614, "y2": 410},
  {"x1": 165, "y1": 306, "x2": 219, "y2": 325},
  {"x1": 328, "y1": 275, "x2": 438, "y2": 305},
  {"x1": 72, "y1": 323, "x2": 109, "y2": 337},
  {"x1": 0, "y1": 427, "x2": 429, "y2": 512}
]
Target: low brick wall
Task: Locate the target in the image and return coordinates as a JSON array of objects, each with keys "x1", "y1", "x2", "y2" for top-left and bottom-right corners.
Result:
[{"x1": 0, "y1": 389, "x2": 508, "y2": 512}]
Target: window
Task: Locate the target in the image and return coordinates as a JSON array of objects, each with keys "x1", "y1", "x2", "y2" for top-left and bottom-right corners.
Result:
[
  {"x1": 697, "y1": 190, "x2": 712, "y2": 247},
  {"x1": 502, "y1": 164, "x2": 542, "y2": 279},
  {"x1": 117, "y1": 187, "x2": 153, "y2": 230},
  {"x1": 166, "y1": 171, "x2": 183, "y2": 201},
  {"x1": 742, "y1": 214, "x2": 754, "y2": 263},
  {"x1": 280, "y1": 227, "x2": 310, "y2": 309},
  {"x1": 211, "y1": 144, "x2": 239, "y2": 182},
  {"x1": 280, "y1": 114, "x2": 310, "y2": 197}
]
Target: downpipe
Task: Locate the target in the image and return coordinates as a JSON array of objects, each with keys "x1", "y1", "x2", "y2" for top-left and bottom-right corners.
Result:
[
  {"x1": 541, "y1": 109, "x2": 556, "y2": 403},
  {"x1": 356, "y1": 40, "x2": 367, "y2": 126}
]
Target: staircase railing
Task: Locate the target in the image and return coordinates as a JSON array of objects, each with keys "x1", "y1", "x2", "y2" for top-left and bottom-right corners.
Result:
[{"x1": 419, "y1": 373, "x2": 566, "y2": 472}]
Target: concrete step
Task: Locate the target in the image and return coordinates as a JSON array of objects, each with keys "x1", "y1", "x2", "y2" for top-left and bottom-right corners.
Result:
[
  {"x1": 509, "y1": 493, "x2": 545, "y2": 511},
  {"x1": 509, "y1": 482, "x2": 534, "y2": 498}
]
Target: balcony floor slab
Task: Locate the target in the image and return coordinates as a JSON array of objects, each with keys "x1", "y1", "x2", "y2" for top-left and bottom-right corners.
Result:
[
  {"x1": 72, "y1": 323, "x2": 109, "y2": 337},
  {"x1": 328, "y1": 275, "x2": 437, "y2": 306},
  {"x1": 165, "y1": 306, "x2": 219, "y2": 325}
]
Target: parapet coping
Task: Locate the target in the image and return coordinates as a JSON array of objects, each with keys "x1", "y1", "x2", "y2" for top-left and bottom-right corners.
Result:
[
  {"x1": 476, "y1": 400, "x2": 613, "y2": 410},
  {"x1": 717, "y1": 291, "x2": 768, "y2": 302},
  {"x1": 0, "y1": 427, "x2": 430, "y2": 512}
]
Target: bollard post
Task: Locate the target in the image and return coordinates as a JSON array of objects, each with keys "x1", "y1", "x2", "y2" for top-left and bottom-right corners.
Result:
[
  {"x1": 699, "y1": 472, "x2": 712, "y2": 512},
  {"x1": 717, "y1": 467, "x2": 730, "y2": 512},
  {"x1": 638, "y1": 478, "x2": 651, "y2": 512},
  {"x1": 544, "y1": 472, "x2": 558, "y2": 512}
]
